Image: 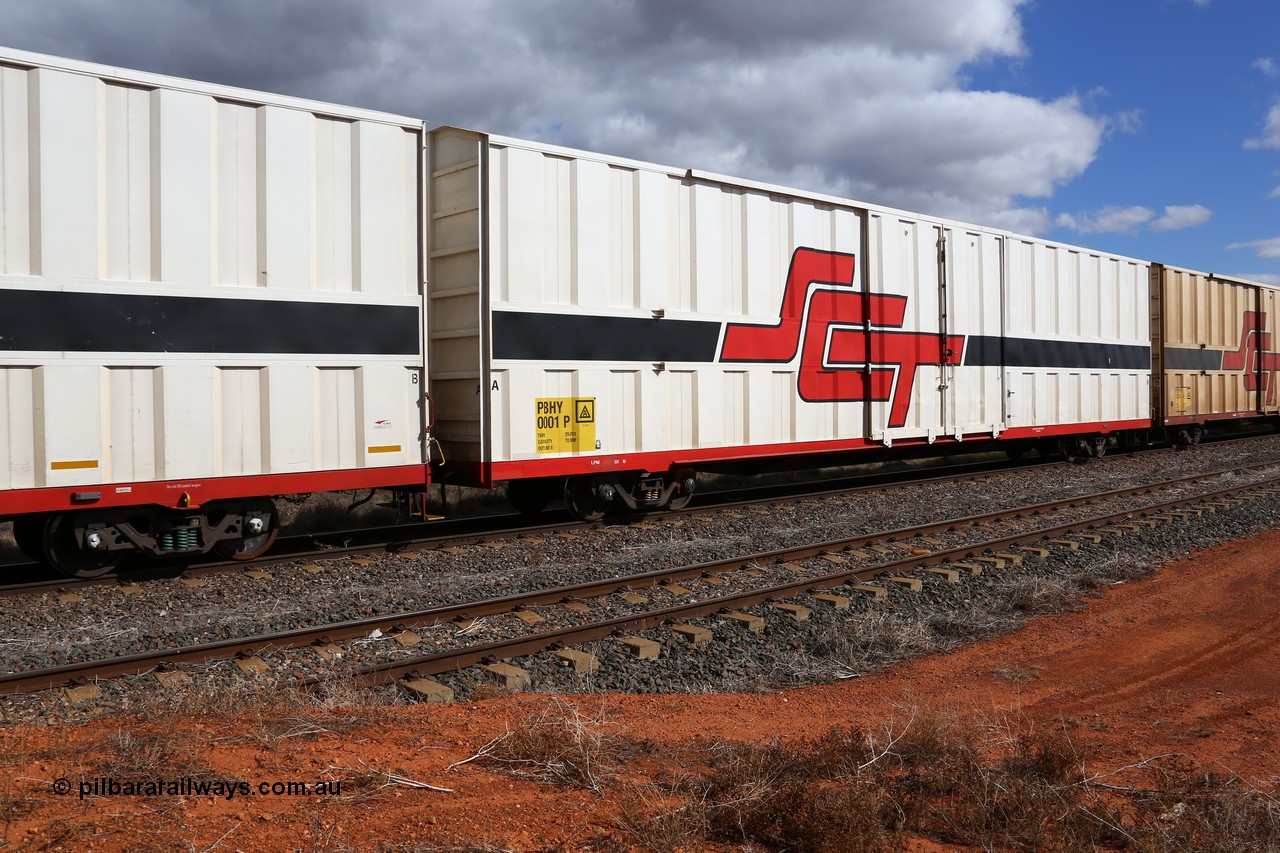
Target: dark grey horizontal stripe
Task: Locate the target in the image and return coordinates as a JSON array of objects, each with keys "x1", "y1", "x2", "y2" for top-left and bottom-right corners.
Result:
[
  {"x1": 0, "y1": 290, "x2": 420, "y2": 355},
  {"x1": 492, "y1": 311, "x2": 722, "y2": 361},
  {"x1": 1163, "y1": 347, "x2": 1225, "y2": 371},
  {"x1": 964, "y1": 336, "x2": 1150, "y2": 370}
]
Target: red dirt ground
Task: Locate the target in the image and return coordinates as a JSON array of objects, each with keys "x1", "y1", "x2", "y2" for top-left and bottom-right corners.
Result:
[{"x1": 4, "y1": 527, "x2": 1278, "y2": 851}]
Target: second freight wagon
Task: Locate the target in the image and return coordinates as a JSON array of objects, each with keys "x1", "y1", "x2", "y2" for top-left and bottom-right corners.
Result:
[{"x1": 425, "y1": 127, "x2": 1152, "y2": 519}]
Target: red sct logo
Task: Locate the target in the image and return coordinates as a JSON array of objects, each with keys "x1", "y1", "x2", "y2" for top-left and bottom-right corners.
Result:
[
  {"x1": 718, "y1": 248, "x2": 963, "y2": 429},
  {"x1": 1221, "y1": 310, "x2": 1280, "y2": 406}
]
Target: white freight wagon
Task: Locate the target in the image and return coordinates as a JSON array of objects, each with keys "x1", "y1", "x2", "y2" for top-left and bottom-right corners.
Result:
[
  {"x1": 0, "y1": 48, "x2": 428, "y2": 574},
  {"x1": 426, "y1": 127, "x2": 1151, "y2": 519}
]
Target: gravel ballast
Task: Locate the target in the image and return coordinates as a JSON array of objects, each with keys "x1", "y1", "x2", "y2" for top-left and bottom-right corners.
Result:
[{"x1": 4, "y1": 436, "x2": 1280, "y2": 724}]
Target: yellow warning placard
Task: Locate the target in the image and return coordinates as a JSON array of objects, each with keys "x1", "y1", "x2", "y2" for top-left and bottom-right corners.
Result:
[
  {"x1": 1173, "y1": 386, "x2": 1192, "y2": 414},
  {"x1": 536, "y1": 397, "x2": 596, "y2": 454}
]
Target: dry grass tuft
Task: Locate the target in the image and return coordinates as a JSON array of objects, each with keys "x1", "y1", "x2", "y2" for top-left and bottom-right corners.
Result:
[
  {"x1": 476, "y1": 700, "x2": 633, "y2": 794},
  {"x1": 690, "y1": 737, "x2": 900, "y2": 852},
  {"x1": 91, "y1": 728, "x2": 228, "y2": 788},
  {"x1": 1125, "y1": 764, "x2": 1280, "y2": 852},
  {"x1": 998, "y1": 575, "x2": 1082, "y2": 614}
]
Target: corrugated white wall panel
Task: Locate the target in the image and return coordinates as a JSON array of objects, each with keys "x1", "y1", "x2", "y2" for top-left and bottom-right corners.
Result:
[
  {"x1": 31, "y1": 68, "x2": 100, "y2": 279},
  {"x1": 215, "y1": 101, "x2": 258, "y2": 287},
  {"x1": 261, "y1": 364, "x2": 312, "y2": 472},
  {"x1": 636, "y1": 169, "x2": 674, "y2": 312},
  {"x1": 355, "y1": 121, "x2": 418, "y2": 296},
  {"x1": 103, "y1": 83, "x2": 152, "y2": 282},
  {"x1": 571, "y1": 158, "x2": 610, "y2": 310},
  {"x1": 316, "y1": 367, "x2": 357, "y2": 471},
  {"x1": 314, "y1": 117, "x2": 353, "y2": 291},
  {"x1": 259, "y1": 107, "x2": 312, "y2": 290},
  {"x1": 107, "y1": 367, "x2": 157, "y2": 482},
  {"x1": 0, "y1": 368, "x2": 35, "y2": 488},
  {"x1": 153, "y1": 88, "x2": 214, "y2": 286},
  {"x1": 34, "y1": 365, "x2": 104, "y2": 487},
  {"x1": 156, "y1": 365, "x2": 217, "y2": 478},
  {"x1": 1, "y1": 56, "x2": 422, "y2": 296},
  {"x1": 217, "y1": 367, "x2": 264, "y2": 476},
  {"x1": 0, "y1": 66, "x2": 32, "y2": 276},
  {"x1": 357, "y1": 365, "x2": 414, "y2": 467},
  {"x1": 946, "y1": 230, "x2": 1004, "y2": 435}
]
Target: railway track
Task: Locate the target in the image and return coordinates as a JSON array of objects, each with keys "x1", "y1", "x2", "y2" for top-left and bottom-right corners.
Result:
[
  {"x1": 4, "y1": 428, "x2": 1268, "y2": 599},
  {"x1": 5, "y1": 459, "x2": 1277, "y2": 697}
]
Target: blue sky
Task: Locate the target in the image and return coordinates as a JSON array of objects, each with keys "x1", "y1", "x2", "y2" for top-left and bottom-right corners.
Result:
[
  {"x1": 982, "y1": 0, "x2": 1280, "y2": 280},
  {"x1": 3, "y1": 0, "x2": 1278, "y2": 283}
]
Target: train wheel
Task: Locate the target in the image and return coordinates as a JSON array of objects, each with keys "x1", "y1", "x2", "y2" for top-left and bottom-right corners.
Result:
[
  {"x1": 211, "y1": 499, "x2": 279, "y2": 560},
  {"x1": 666, "y1": 473, "x2": 696, "y2": 510},
  {"x1": 1060, "y1": 437, "x2": 1091, "y2": 464},
  {"x1": 564, "y1": 476, "x2": 610, "y2": 522},
  {"x1": 41, "y1": 514, "x2": 123, "y2": 579}
]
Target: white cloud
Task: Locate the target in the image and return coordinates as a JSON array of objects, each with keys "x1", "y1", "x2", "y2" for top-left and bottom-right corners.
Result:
[
  {"x1": 1150, "y1": 204, "x2": 1213, "y2": 231},
  {"x1": 1270, "y1": 186, "x2": 1280, "y2": 199},
  {"x1": 1058, "y1": 203, "x2": 1213, "y2": 235},
  {"x1": 1245, "y1": 101, "x2": 1280, "y2": 150},
  {"x1": 1254, "y1": 58, "x2": 1279, "y2": 77},
  {"x1": 1056, "y1": 206, "x2": 1154, "y2": 235},
  {"x1": 0, "y1": 0, "x2": 1107, "y2": 234},
  {"x1": 1228, "y1": 237, "x2": 1280, "y2": 259},
  {"x1": 1245, "y1": 274, "x2": 1280, "y2": 286}
]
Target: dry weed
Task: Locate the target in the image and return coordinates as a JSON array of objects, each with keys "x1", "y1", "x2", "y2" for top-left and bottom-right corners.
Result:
[
  {"x1": 997, "y1": 575, "x2": 1082, "y2": 614},
  {"x1": 475, "y1": 699, "x2": 632, "y2": 793},
  {"x1": 1125, "y1": 762, "x2": 1280, "y2": 853},
  {"x1": 613, "y1": 782, "x2": 711, "y2": 853}
]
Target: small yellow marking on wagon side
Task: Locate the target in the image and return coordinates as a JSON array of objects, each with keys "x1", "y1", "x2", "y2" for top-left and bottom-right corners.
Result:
[{"x1": 51, "y1": 459, "x2": 98, "y2": 470}]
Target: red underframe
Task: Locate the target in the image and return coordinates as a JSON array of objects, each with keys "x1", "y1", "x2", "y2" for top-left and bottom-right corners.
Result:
[
  {"x1": 0, "y1": 465, "x2": 430, "y2": 518},
  {"x1": 470, "y1": 418, "x2": 1154, "y2": 486}
]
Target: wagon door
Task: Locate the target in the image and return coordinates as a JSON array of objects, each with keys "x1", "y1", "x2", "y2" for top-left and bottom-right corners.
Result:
[
  {"x1": 941, "y1": 228, "x2": 1006, "y2": 439},
  {"x1": 864, "y1": 215, "x2": 952, "y2": 444}
]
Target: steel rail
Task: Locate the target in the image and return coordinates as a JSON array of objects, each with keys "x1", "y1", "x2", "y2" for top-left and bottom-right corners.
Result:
[
  {"x1": 342, "y1": 477, "x2": 1280, "y2": 687},
  {"x1": 3, "y1": 464, "x2": 1276, "y2": 696}
]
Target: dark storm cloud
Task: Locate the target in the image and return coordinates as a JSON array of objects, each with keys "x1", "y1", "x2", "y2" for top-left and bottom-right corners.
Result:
[
  {"x1": 3, "y1": 0, "x2": 387, "y2": 100},
  {"x1": 2, "y1": 0, "x2": 1109, "y2": 231}
]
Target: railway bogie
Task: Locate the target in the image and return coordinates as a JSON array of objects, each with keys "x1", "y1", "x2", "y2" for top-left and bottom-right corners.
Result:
[
  {"x1": 10, "y1": 499, "x2": 280, "y2": 577},
  {"x1": 504, "y1": 470, "x2": 696, "y2": 519}
]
